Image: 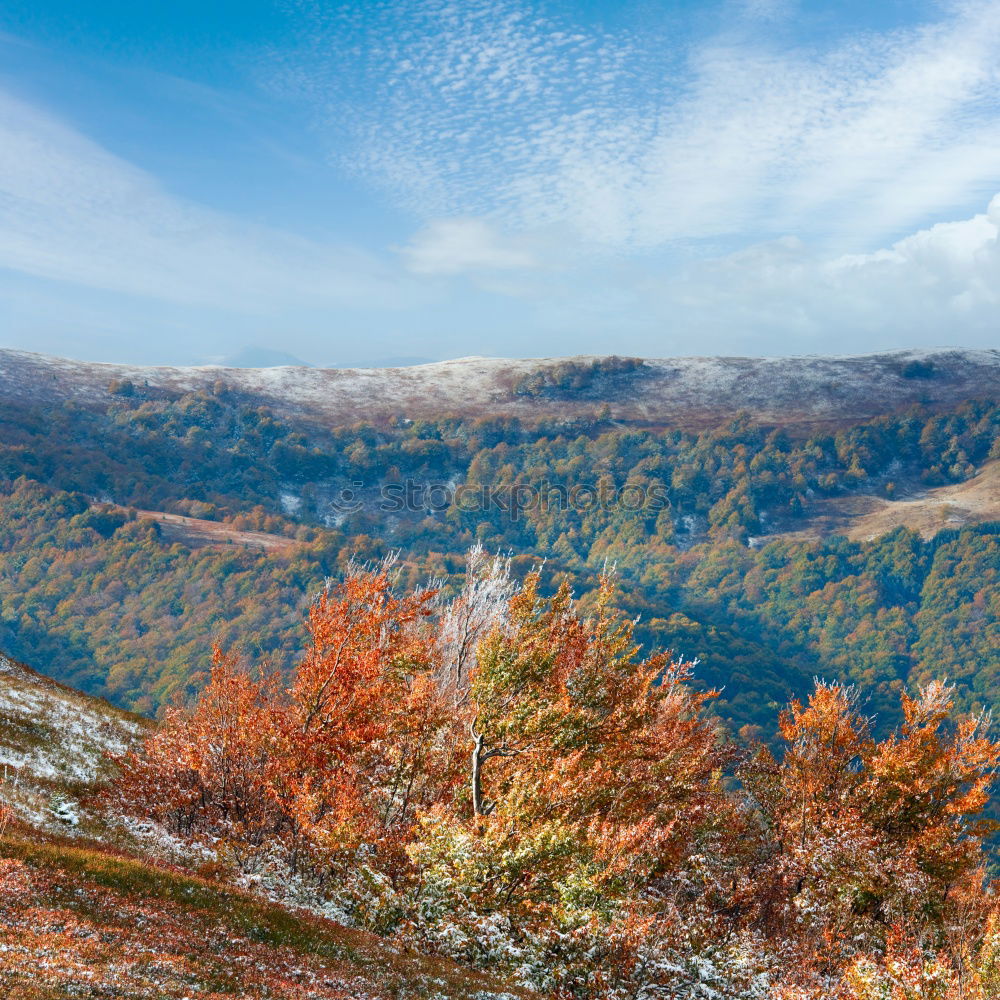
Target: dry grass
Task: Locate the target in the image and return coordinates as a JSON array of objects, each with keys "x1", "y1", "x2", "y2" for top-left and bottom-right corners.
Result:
[
  {"x1": 0, "y1": 655, "x2": 528, "y2": 998},
  {"x1": 129, "y1": 508, "x2": 299, "y2": 552},
  {"x1": 0, "y1": 833, "x2": 528, "y2": 999},
  {"x1": 846, "y1": 460, "x2": 1000, "y2": 541},
  {"x1": 763, "y1": 460, "x2": 1000, "y2": 545}
]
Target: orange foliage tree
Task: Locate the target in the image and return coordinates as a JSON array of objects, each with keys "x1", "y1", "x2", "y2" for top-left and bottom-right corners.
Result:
[
  {"x1": 116, "y1": 559, "x2": 465, "y2": 874},
  {"x1": 741, "y1": 679, "x2": 1000, "y2": 991},
  {"x1": 286, "y1": 563, "x2": 460, "y2": 854},
  {"x1": 463, "y1": 572, "x2": 729, "y2": 892},
  {"x1": 112, "y1": 553, "x2": 1000, "y2": 998}
]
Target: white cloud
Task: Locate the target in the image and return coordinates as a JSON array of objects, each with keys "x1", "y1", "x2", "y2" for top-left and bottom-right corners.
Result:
[
  {"x1": 621, "y1": 193, "x2": 1000, "y2": 351},
  {"x1": 289, "y1": 0, "x2": 1000, "y2": 255},
  {"x1": 377, "y1": 194, "x2": 1000, "y2": 357},
  {"x1": 5, "y1": 2, "x2": 1000, "y2": 363},
  {"x1": 0, "y1": 88, "x2": 411, "y2": 312},
  {"x1": 397, "y1": 218, "x2": 537, "y2": 274},
  {"x1": 389, "y1": 194, "x2": 999, "y2": 357}
]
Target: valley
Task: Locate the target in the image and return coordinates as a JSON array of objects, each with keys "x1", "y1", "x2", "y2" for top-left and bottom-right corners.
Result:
[
  {"x1": 6, "y1": 0, "x2": 999, "y2": 990},
  {"x1": 0, "y1": 350, "x2": 996, "y2": 731},
  {"x1": 0, "y1": 348, "x2": 997, "y2": 998}
]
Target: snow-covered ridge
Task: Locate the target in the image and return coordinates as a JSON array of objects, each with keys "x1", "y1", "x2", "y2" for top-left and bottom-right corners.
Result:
[{"x1": 0, "y1": 347, "x2": 997, "y2": 428}]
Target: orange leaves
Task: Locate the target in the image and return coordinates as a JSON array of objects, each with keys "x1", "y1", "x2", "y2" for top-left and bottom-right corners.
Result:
[
  {"x1": 466, "y1": 571, "x2": 728, "y2": 895},
  {"x1": 839, "y1": 925, "x2": 963, "y2": 1000},
  {"x1": 108, "y1": 554, "x2": 1000, "y2": 998},
  {"x1": 113, "y1": 650, "x2": 285, "y2": 864},
  {"x1": 118, "y1": 562, "x2": 463, "y2": 868},
  {"x1": 289, "y1": 564, "x2": 465, "y2": 848},
  {"x1": 294, "y1": 564, "x2": 436, "y2": 741},
  {"x1": 867, "y1": 680, "x2": 1000, "y2": 836},
  {"x1": 740, "y1": 677, "x2": 1000, "y2": 981},
  {"x1": 860, "y1": 680, "x2": 1000, "y2": 902},
  {"x1": 287, "y1": 566, "x2": 440, "y2": 847}
]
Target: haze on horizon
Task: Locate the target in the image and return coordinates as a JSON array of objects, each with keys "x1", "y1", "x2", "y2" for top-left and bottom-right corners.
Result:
[{"x1": 1, "y1": 0, "x2": 999, "y2": 367}]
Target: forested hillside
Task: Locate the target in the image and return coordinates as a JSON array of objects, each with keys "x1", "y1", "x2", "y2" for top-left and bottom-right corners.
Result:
[
  {"x1": 3, "y1": 375, "x2": 999, "y2": 544},
  {"x1": 0, "y1": 362, "x2": 996, "y2": 736},
  {"x1": 5, "y1": 565, "x2": 999, "y2": 999},
  {"x1": 0, "y1": 352, "x2": 998, "y2": 997}
]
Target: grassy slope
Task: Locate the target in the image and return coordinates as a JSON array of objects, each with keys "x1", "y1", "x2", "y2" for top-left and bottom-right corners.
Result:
[
  {"x1": 763, "y1": 459, "x2": 1000, "y2": 543},
  {"x1": 125, "y1": 506, "x2": 300, "y2": 552},
  {"x1": 0, "y1": 653, "x2": 150, "y2": 834},
  {"x1": 846, "y1": 459, "x2": 1000, "y2": 540},
  {"x1": 0, "y1": 833, "x2": 528, "y2": 999},
  {"x1": 0, "y1": 656, "x2": 527, "y2": 1000}
]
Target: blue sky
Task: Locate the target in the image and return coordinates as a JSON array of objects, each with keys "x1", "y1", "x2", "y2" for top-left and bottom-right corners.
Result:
[{"x1": 1, "y1": 0, "x2": 998, "y2": 365}]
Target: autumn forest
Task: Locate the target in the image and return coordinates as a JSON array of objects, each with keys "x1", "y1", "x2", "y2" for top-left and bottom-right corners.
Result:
[{"x1": 0, "y1": 366, "x2": 998, "y2": 997}]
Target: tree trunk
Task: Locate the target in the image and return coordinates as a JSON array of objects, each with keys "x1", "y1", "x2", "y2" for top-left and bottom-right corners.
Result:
[{"x1": 471, "y1": 728, "x2": 487, "y2": 817}]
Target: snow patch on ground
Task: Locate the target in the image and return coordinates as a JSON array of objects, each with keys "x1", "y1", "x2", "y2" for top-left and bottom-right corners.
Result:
[
  {"x1": 0, "y1": 654, "x2": 146, "y2": 832},
  {"x1": 280, "y1": 491, "x2": 303, "y2": 515}
]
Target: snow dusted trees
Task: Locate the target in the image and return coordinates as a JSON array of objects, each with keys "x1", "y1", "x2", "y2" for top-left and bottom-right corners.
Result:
[
  {"x1": 114, "y1": 550, "x2": 1000, "y2": 999},
  {"x1": 114, "y1": 650, "x2": 283, "y2": 862},
  {"x1": 289, "y1": 560, "x2": 458, "y2": 849},
  {"x1": 738, "y1": 679, "x2": 1000, "y2": 996},
  {"x1": 465, "y1": 571, "x2": 726, "y2": 869},
  {"x1": 435, "y1": 543, "x2": 516, "y2": 704}
]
